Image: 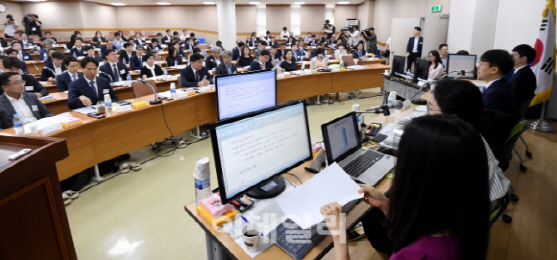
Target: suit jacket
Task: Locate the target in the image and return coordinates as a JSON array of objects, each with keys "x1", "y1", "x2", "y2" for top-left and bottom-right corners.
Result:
[
  {"x1": 237, "y1": 56, "x2": 254, "y2": 67},
  {"x1": 38, "y1": 48, "x2": 50, "y2": 61},
  {"x1": 214, "y1": 62, "x2": 237, "y2": 76},
  {"x1": 100, "y1": 44, "x2": 116, "y2": 56},
  {"x1": 67, "y1": 76, "x2": 117, "y2": 109},
  {"x1": 232, "y1": 47, "x2": 240, "y2": 61},
  {"x1": 286, "y1": 40, "x2": 296, "y2": 47},
  {"x1": 56, "y1": 71, "x2": 84, "y2": 92},
  {"x1": 352, "y1": 49, "x2": 367, "y2": 59},
  {"x1": 483, "y1": 78, "x2": 517, "y2": 118},
  {"x1": 140, "y1": 65, "x2": 164, "y2": 78},
  {"x1": 307, "y1": 40, "x2": 318, "y2": 47},
  {"x1": 511, "y1": 66, "x2": 537, "y2": 111},
  {"x1": 280, "y1": 60, "x2": 298, "y2": 72},
  {"x1": 205, "y1": 55, "x2": 224, "y2": 70},
  {"x1": 180, "y1": 65, "x2": 213, "y2": 88},
  {"x1": 292, "y1": 49, "x2": 304, "y2": 62},
  {"x1": 166, "y1": 55, "x2": 184, "y2": 67},
  {"x1": 16, "y1": 74, "x2": 48, "y2": 97},
  {"x1": 0, "y1": 93, "x2": 52, "y2": 129},
  {"x1": 130, "y1": 55, "x2": 146, "y2": 70},
  {"x1": 162, "y1": 35, "x2": 173, "y2": 44},
  {"x1": 0, "y1": 38, "x2": 8, "y2": 48},
  {"x1": 119, "y1": 50, "x2": 136, "y2": 64},
  {"x1": 406, "y1": 36, "x2": 424, "y2": 57},
  {"x1": 276, "y1": 49, "x2": 287, "y2": 60},
  {"x1": 40, "y1": 62, "x2": 67, "y2": 81},
  {"x1": 135, "y1": 39, "x2": 147, "y2": 46},
  {"x1": 69, "y1": 47, "x2": 87, "y2": 57},
  {"x1": 249, "y1": 60, "x2": 273, "y2": 71},
  {"x1": 99, "y1": 62, "x2": 129, "y2": 82},
  {"x1": 247, "y1": 39, "x2": 257, "y2": 48},
  {"x1": 19, "y1": 39, "x2": 34, "y2": 49},
  {"x1": 19, "y1": 50, "x2": 32, "y2": 61}
]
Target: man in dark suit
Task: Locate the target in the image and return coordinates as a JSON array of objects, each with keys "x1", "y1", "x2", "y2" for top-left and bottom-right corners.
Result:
[
  {"x1": 5, "y1": 49, "x2": 29, "y2": 75},
  {"x1": 162, "y1": 30, "x2": 173, "y2": 45},
  {"x1": 406, "y1": 26, "x2": 423, "y2": 71},
  {"x1": 40, "y1": 31, "x2": 57, "y2": 44},
  {"x1": 307, "y1": 34, "x2": 318, "y2": 47},
  {"x1": 10, "y1": 41, "x2": 32, "y2": 62},
  {"x1": 232, "y1": 41, "x2": 244, "y2": 61},
  {"x1": 477, "y1": 49, "x2": 516, "y2": 118},
  {"x1": 205, "y1": 47, "x2": 223, "y2": 71},
  {"x1": 270, "y1": 44, "x2": 281, "y2": 66},
  {"x1": 0, "y1": 72, "x2": 52, "y2": 129},
  {"x1": 292, "y1": 43, "x2": 305, "y2": 62},
  {"x1": 511, "y1": 44, "x2": 537, "y2": 112},
  {"x1": 2, "y1": 57, "x2": 48, "y2": 97},
  {"x1": 40, "y1": 51, "x2": 66, "y2": 81},
  {"x1": 119, "y1": 43, "x2": 136, "y2": 64},
  {"x1": 130, "y1": 46, "x2": 146, "y2": 70},
  {"x1": 56, "y1": 57, "x2": 83, "y2": 92},
  {"x1": 18, "y1": 32, "x2": 34, "y2": 49},
  {"x1": 85, "y1": 46, "x2": 102, "y2": 62},
  {"x1": 215, "y1": 51, "x2": 237, "y2": 76},
  {"x1": 249, "y1": 50, "x2": 273, "y2": 71},
  {"x1": 254, "y1": 40, "x2": 267, "y2": 61},
  {"x1": 180, "y1": 53, "x2": 213, "y2": 88},
  {"x1": 100, "y1": 41, "x2": 116, "y2": 57},
  {"x1": 99, "y1": 49, "x2": 129, "y2": 83},
  {"x1": 276, "y1": 43, "x2": 287, "y2": 60},
  {"x1": 69, "y1": 38, "x2": 86, "y2": 58},
  {"x1": 68, "y1": 57, "x2": 117, "y2": 109},
  {"x1": 0, "y1": 37, "x2": 8, "y2": 49}
]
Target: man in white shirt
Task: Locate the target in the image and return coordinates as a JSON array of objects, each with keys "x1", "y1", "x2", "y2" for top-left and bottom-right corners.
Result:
[
  {"x1": 180, "y1": 29, "x2": 188, "y2": 42},
  {"x1": 405, "y1": 27, "x2": 423, "y2": 71},
  {"x1": 0, "y1": 72, "x2": 52, "y2": 128},
  {"x1": 350, "y1": 25, "x2": 361, "y2": 47}
]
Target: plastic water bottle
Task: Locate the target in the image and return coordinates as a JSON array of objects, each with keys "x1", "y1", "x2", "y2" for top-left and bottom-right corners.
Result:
[
  {"x1": 339, "y1": 59, "x2": 344, "y2": 68},
  {"x1": 126, "y1": 74, "x2": 131, "y2": 82},
  {"x1": 170, "y1": 82, "x2": 177, "y2": 99},
  {"x1": 406, "y1": 69, "x2": 412, "y2": 83},
  {"x1": 0, "y1": 47, "x2": 4, "y2": 55},
  {"x1": 163, "y1": 68, "x2": 168, "y2": 80},
  {"x1": 104, "y1": 94, "x2": 112, "y2": 115},
  {"x1": 194, "y1": 157, "x2": 211, "y2": 205},
  {"x1": 13, "y1": 114, "x2": 25, "y2": 135},
  {"x1": 174, "y1": 59, "x2": 178, "y2": 66}
]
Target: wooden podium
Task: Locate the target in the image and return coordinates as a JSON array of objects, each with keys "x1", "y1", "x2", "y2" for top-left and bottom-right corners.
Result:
[{"x1": 0, "y1": 135, "x2": 77, "y2": 260}]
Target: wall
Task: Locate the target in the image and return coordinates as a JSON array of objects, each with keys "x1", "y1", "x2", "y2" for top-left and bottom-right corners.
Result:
[
  {"x1": 333, "y1": 5, "x2": 358, "y2": 31},
  {"x1": 358, "y1": 0, "x2": 374, "y2": 30},
  {"x1": 421, "y1": 0, "x2": 451, "y2": 55},
  {"x1": 493, "y1": 0, "x2": 547, "y2": 51},
  {"x1": 372, "y1": 0, "x2": 427, "y2": 42},
  {"x1": 236, "y1": 5, "x2": 257, "y2": 34},
  {"x1": 300, "y1": 5, "x2": 325, "y2": 33},
  {"x1": 2, "y1": 2, "x2": 23, "y2": 27},
  {"x1": 266, "y1": 5, "x2": 291, "y2": 33},
  {"x1": 20, "y1": 2, "x2": 84, "y2": 30},
  {"x1": 80, "y1": 2, "x2": 117, "y2": 30},
  {"x1": 446, "y1": 0, "x2": 474, "y2": 53}
]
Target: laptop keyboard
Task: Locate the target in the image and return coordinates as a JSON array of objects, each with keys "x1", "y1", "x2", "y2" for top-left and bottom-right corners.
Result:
[{"x1": 343, "y1": 150, "x2": 385, "y2": 178}]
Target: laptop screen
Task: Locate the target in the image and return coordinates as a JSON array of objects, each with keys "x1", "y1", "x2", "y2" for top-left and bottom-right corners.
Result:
[{"x1": 322, "y1": 112, "x2": 361, "y2": 164}]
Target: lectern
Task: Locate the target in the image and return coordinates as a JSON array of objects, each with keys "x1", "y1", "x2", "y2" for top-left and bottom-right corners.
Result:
[{"x1": 0, "y1": 134, "x2": 77, "y2": 260}]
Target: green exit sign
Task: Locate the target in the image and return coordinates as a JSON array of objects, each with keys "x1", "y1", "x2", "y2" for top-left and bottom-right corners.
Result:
[{"x1": 431, "y1": 5, "x2": 442, "y2": 12}]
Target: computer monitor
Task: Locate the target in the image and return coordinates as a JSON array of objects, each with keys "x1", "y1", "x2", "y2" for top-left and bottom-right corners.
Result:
[
  {"x1": 215, "y1": 70, "x2": 277, "y2": 121},
  {"x1": 413, "y1": 58, "x2": 430, "y2": 82},
  {"x1": 210, "y1": 100, "x2": 313, "y2": 203},
  {"x1": 391, "y1": 55, "x2": 406, "y2": 75},
  {"x1": 321, "y1": 112, "x2": 361, "y2": 165},
  {"x1": 446, "y1": 54, "x2": 477, "y2": 79}
]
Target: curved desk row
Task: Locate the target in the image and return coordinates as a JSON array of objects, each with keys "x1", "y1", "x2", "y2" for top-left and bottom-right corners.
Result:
[{"x1": 2, "y1": 64, "x2": 390, "y2": 181}]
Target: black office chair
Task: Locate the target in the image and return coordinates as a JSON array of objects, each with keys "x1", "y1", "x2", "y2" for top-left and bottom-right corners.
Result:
[
  {"x1": 500, "y1": 120, "x2": 530, "y2": 172},
  {"x1": 516, "y1": 98, "x2": 534, "y2": 158},
  {"x1": 489, "y1": 190, "x2": 513, "y2": 225}
]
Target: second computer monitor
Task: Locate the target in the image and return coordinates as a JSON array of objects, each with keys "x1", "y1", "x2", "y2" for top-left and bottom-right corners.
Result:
[
  {"x1": 391, "y1": 55, "x2": 406, "y2": 75},
  {"x1": 413, "y1": 58, "x2": 430, "y2": 82},
  {"x1": 446, "y1": 54, "x2": 477, "y2": 79},
  {"x1": 215, "y1": 70, "x2": 277, "y2": 121}
]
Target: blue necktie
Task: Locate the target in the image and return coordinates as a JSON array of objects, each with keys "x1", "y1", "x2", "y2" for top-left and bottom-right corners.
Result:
[
  {"x1": 113, "y1": 64, "x2": 120, "y2": 82},
  {"x1": 72, "y1": 74, "x2": 77, "y2": 81},
  {"x1": 89, "y1": 80, "x2": 97, "y2": 103},
  {"x1": 482, "y1": 87, "x2": 487, "y2": 94},
  {"x1": 195, "y1": 71, "x2": 199, "y2": 83}
]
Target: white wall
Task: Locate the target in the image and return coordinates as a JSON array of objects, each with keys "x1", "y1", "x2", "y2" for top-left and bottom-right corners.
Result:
[
  {"x1": 446, "y1": 0, "x2": 475, "y2": 54},
  {"x1": 469, "y1": 0, "x2": 499, "y2": 56},
  {"x1": 493, "y1": 0, "x2": 548, "y2": 51}
]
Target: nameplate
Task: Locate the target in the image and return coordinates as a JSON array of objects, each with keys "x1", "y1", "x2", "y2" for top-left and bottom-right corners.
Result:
[{"x1": 115, "y1": 105, "x2": 132, "y2": 112}]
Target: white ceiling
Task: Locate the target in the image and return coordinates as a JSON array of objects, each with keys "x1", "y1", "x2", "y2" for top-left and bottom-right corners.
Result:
[{"x1": 76, "y1": 0, "x2": 364, "y2": 6}]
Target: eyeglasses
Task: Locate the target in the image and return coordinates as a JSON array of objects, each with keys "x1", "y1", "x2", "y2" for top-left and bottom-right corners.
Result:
[{"x1": 9, "y1": 80, "x2": 24, "y2": 86}]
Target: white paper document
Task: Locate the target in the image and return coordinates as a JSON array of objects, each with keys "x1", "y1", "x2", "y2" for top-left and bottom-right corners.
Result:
[
  {"x1": 415, "y1": 105, "x2": 427, "y2": 112},
  {"x1": 276, "y1": 163, "x2": 363, "y2": 229},
  {"x1": 73, "y1": 106, "x2": 99, "y2": 115}
]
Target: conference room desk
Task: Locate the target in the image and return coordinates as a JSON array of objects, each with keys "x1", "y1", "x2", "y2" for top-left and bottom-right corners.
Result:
[
  {"x1": 2, "y1": 64, "x2": 388, "y2": 181},
  {"x1": 26, "y1": 60, "x2": 44, "y2": 75},
  {"x1": 296, "y1": 58, "x2": 384, "y2": 70},
  {"x1": 383, "y1": 76, "x2": 429, "y2": 100},
  {"x1": 183, "y1": 95, "x2": 421, "y2": 260},
  {"x1": 129, "y1": 67, "x2": 183, "y2": 80}
]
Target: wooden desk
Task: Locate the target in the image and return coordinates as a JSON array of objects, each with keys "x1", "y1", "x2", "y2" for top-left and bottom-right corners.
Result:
[
  {"x1": 26, "y1": 61, "x2": 44, "y2": 75},
  {"x1": 183, "y1": 94, "x2": 420, "y2": 260},
  {"x1": 2, "y1": 64, "x2": 389, "y2": 180}
]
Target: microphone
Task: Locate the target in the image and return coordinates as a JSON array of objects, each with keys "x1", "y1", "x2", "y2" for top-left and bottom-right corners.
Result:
[
  {"x1": 136, "y1": 79, "x2": 162, "y2": 105},
  {"x1": 367, "y1": 100, "x2": 404, "y2": 111},
  {"x1": 98, "y1": 71, "x2": 113, "y2": 83}
]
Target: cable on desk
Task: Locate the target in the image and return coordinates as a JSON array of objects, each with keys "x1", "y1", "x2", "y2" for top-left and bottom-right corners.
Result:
[
  {"x1": 158, "y1": 102, "x2": 176, "y2": 139},
  {"x1": 284, "y1": 172, "x2": 303, "y2": 185}
]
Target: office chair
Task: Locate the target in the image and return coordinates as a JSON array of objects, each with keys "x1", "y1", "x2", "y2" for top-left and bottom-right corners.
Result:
[
  {"x1": 501, "y1": 120, "x2": 530, "y2": 172},
  {"x1": 516, "y1": 98, "x2": 534, "y2": 158},
  {"x1": 131, "y1": 80, "x2": 177, "y2": 149},
  {"x1": 489, "y1": 190, "x2": 513, "y2": 225}
]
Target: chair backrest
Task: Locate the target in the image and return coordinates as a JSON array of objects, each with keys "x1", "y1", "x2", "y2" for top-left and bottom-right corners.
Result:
[
  {"x1": 489, "y1": 190, "x2": 511, "y2": 227},
  {"x1": 146, "y1": 31, "x2": 154, "y2": 36},
  {"x1": 499, "y1": 120, "x2": 529, "y2": 162},
  {"x1": 132, "y1": 80, "x2": 158, "y2": 98},
  {"x1": 342, "y1": 55, "x2": 355, "y2": 66},
  {"x1": 517, "y1": 98, "x2": 534, "y2": 120}
]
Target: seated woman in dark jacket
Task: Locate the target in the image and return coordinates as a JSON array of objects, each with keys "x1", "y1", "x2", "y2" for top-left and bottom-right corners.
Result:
[
  {"x1": 280, "y1": 50, "x2": 298, "y2": 72},
  {"x1": 165, "y1": 47, "x2": 184, "y2": 67},
  {"x1": 237, "y1": 45, "x2": 254, "y2": 68},
  {"x1": 140, "y1": 53, "x2": 164, "y2": 79}
]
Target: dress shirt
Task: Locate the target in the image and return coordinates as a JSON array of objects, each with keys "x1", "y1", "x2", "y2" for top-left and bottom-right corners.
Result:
[
  {"x1": 280, "y1": 31, "x2": 289, "y2": 38},
  {"x1": 145, "y1": 64, "x2": 157, "y2": 78},
  {"x1": 412, "y1": 37, "x2": 419, "y2": 53},
  {"x1": 6, "y1": 93, "x2": 36, "y2": 123},
  {"x1": 441, "y1": 56, "x2": 447, "y2": 69},
  {"x1": 109, "y1": 62, "x2": 120, "y2": 81},
  {"x1": 18, "y1": 52, "x2": 24, "y2": 61},
  {"x1": 54, "y1": 65, "x2": 63, "y2": 75},
  {"x1": 484, "y1": 77, "x2": 503, "y2": 92},
  {"x1": 225, "y1": 63, "x2": 233, "y2": 74},
  {"x1": 513, "y1": 65, "x2": 528, "y2": 74},
  {"x1": 69, "y1": 71, "x2": 79, "y2": 82}
]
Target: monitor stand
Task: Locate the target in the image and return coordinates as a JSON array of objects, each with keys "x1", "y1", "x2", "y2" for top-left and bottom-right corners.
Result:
[{"x1": 246, "y1": 176, "x2": 287, "y2": 199}]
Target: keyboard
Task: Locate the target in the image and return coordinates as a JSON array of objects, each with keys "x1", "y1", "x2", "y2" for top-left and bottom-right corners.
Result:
[
  {"x1": 272, "y1": 200, "x2": 359, "y2": 260},
  {"x1": 343, "y1": 150, "x2": 385, "y2": 178}
]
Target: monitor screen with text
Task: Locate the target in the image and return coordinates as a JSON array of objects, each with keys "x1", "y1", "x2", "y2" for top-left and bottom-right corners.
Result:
[
  {"x1": 216, "y1": 70, "x2": 277, "y2": 120},
  {"x1": 212, "y1": 102, "x2": 312, "y2": 200},
  {"x1": 447, "y1": 54, "x2": 477, "y2": 78}
]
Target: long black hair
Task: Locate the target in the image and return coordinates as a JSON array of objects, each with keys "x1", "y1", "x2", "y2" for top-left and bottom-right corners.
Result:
[
  {"x1": 429, "y1": 50, "x2": 442, "y2": 69},
  {"x1": 388, "y1": 115, "x2": 490, "y2": 260}
]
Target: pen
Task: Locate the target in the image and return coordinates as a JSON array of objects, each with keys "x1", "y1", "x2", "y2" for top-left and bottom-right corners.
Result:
[{"x1": 241, "y1": 216, "x2": 249, "y2": 223}]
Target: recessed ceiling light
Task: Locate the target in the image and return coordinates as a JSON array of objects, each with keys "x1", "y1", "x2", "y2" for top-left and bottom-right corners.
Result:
[
  {"x1": 338, "y1": 1, "x2": 350, "y2": 4},
  {"x1": 293, "y1": 2, "x2": 305, "y2": 4},
  {"x1": 111, "y1": 3, "x2": 126, "y2": 6},
  {"x1": 203, "y1": 1, "x2": 216, "y2": 4},
  {"x1": 157, "y1": 2, "x2": 170, "y2": 5},
  {"x1": 249, "y1": 1, "x2": 260, "y2": 4},
  {"x1": 27, "y1": 0, "x2": 47, "y2": 2}
]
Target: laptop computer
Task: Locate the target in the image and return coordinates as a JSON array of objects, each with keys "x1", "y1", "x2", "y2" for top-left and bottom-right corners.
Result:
[{"x1": 321, "y1": 112, "x2": 396, "y2": 185}]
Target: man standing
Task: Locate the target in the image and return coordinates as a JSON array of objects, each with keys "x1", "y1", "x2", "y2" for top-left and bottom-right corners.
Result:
[
  {"x1": 439, "y1": 44, "x2": 449, "y2": 69},
  {"x1": 364, "y1": 28, "x2": 377, "y2": 55},
  {"x1": 215, "y1": 51, "x2": 237, "y2": 76},
  {"x1": 511, "y1": 44, "x2": 537, "y2": 111},
  {"x1": 406, "y1": 27, "x2": 423, "y2": 71},
  {"x1": 0, "y1": 72, "x2": 52, "y2": 129},
  {"x1": 28, "y1": 15, "x2": 42, "y2": 38}
]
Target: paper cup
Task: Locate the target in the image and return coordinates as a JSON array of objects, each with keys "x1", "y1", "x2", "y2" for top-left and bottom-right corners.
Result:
[
  {"x1": 194, "y1": 157, "x2": 210, "y2": 180},
  {"x1": 242, "y1": 225, "x2": 261, "y2": 253}
]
